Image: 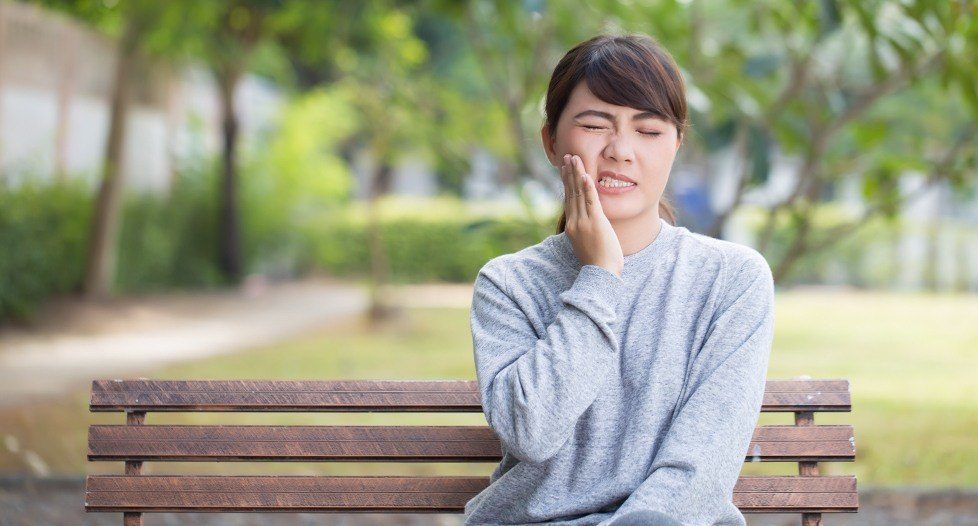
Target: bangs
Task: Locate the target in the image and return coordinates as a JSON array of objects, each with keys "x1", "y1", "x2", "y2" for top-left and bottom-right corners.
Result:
[{"x1": 582, "y1": 39, "x2": 683, "y2": 127}]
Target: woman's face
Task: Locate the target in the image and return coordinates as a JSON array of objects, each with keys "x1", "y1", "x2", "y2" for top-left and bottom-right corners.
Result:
[{"x1": 541, "y1": 81, "x2": 682, "y2": 223}]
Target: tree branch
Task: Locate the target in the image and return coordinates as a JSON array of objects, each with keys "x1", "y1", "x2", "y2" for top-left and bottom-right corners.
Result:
[
  {"x1": 771, "y1": 122, "x2": 976, "y2": 281},
  {"x1": 707, "y1": 122, "x2": 751, "y2": 237},
  {"x1": 805, "y1": 123, "x2": 977, "y2": 255},
  {"x1": 827, "y1": 50, "x2": 945, "y2": 136}
]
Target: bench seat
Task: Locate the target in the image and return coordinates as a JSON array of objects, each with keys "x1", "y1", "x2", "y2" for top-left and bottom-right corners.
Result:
[{"x1": 85, "y1": 379, "x2": 858, "y2": 525}]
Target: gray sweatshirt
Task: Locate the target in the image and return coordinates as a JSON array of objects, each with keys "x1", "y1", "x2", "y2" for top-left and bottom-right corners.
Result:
[{"x1": 463, "y1": 217, "x2": 775, "y2": 526}]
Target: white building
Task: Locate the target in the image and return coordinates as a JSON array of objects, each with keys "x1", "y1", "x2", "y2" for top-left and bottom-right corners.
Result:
[{"x1": 0, "y1": 0, "x2": 281, "y2": 193}]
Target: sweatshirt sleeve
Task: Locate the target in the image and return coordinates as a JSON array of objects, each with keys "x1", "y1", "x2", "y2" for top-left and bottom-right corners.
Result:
[
  {"x1": 601, "y1": 251, "x2": 775, "y2": 525},
  {"x1": 470, "y1": 259, "x2": 624, "y2": 464}
]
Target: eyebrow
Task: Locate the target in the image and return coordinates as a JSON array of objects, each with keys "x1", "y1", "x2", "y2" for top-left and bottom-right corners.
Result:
[{"x1": 572, "y1": 109, "x2": 664, "y2": 122}]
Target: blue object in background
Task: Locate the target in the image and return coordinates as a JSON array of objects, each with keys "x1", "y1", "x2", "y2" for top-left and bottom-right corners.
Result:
[{"x1": 672, "y1": 179, "x2": 717, "y2": 235}]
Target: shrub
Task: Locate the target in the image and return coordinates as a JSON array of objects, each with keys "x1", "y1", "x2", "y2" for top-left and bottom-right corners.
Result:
[{"x1": 0, "y1": 180, "x2": 91, "y2": 320}]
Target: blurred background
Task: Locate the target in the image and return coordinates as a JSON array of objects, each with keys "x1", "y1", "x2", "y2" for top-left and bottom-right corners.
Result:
[{"x1": 0, "y1": 0, "x2": 976, "y2": 524}]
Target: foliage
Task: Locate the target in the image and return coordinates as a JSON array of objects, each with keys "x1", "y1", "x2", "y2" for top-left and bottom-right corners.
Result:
[
  {"x1": 0, "y1": 181, "x2": 91, "y2": 321},
  {"x1": 9, "y1": 0, "x2": 978, "y2": 310},
  {"x1": 0, "y1": 160, "x2": 254, "y2": 319},
  {"x1": 0, "y1": 177, "x2": 550, "y2": 322},
  {"x1": 297, "y1": 196, "x2": 554, "y2": 283},
  {"x1": 114, "y1": 164, "x2": 225, "y2": 292},
  {"x1": 737, "y1": 202, "x2": 977, "y2": 290},
  {"x1": 255, "y1": 86, "x2": 359, "y2": 212}
]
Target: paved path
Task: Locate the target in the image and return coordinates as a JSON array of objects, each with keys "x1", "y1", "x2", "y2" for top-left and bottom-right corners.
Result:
[{"x1": 0, "y1": 278, "x2": 473, "y2": 407}]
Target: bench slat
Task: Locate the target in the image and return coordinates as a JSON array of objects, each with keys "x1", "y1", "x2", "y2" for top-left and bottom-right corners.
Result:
[
  {"x1": 90, "y1": 379, "x2": 851, "y2": 413},
  {"x1": 88, "y1": 424, "x2": 855, "y2": 463},
  {"x1": 84, "y1": 475, "x2": 858, "y2": 513}
]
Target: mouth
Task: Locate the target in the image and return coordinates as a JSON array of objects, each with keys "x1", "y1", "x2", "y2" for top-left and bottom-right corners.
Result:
[{"x1": 597, "y1": 171, "x2": 638, "y2": 188}]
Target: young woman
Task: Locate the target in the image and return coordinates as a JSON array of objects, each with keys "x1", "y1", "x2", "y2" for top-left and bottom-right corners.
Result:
[{"x1": 464, "y1": 34, "x2": 775, "y2": 526}]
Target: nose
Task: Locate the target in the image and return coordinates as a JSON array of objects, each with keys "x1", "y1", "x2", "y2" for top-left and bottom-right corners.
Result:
[{"x1": 602, "y1": 130, "x2": 635, "y2": 164}]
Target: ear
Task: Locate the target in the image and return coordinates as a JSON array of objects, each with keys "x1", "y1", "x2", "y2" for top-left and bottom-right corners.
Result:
[{"x1": 541, "y1": 124, "x2": 557, "y2": 167}]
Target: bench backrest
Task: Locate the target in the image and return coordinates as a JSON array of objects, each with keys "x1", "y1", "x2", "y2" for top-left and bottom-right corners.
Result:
[{"x1": 85, "y1": 379, "x2": 857, "y2": 526}]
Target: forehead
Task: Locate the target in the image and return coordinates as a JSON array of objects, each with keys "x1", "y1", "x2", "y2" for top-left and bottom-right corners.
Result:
[{"x1": 565, "y1": 81, "x2": 668, "y2": 123}]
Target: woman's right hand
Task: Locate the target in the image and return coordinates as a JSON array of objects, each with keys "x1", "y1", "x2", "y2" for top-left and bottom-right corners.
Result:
[{"x1": 561, "y1": 154, "x2": 624, "y2": 277}]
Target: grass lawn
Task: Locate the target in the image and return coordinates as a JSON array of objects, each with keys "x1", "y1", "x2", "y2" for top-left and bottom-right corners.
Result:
[{"x1": 1, "y1": 289, "x2": 976, "y2": 487}]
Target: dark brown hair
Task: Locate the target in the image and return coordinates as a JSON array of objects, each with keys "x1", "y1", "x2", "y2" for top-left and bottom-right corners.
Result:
[{"x1": 544, "y1": 33, "x2": 689, "y2": 234}]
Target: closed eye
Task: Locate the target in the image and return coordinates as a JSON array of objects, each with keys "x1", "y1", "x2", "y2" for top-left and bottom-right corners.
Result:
[{"x1": 581, "y1": 125, "x2": 660, "y2": 137}]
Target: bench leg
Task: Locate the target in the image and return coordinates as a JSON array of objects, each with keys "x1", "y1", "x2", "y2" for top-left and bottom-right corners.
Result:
[
  {"x1": 123, "y1": 411, "x2": 146, "y2": 526},
  {"x1": 795, "y1": 412, "x2": 823, "y2": 526},
  {"x1": 122, "y1": 457, "x2": 143, "y2": 526}
]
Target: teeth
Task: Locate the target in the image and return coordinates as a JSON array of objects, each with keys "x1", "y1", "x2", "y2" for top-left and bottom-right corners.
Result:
[{"x1": 599, "y1": 178, "x2": 636, "y2": 188}]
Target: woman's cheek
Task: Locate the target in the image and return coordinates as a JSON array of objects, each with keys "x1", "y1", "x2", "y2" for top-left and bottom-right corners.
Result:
[{"x1": 568, "y1": 131, "x2": 600, "y2": 151}]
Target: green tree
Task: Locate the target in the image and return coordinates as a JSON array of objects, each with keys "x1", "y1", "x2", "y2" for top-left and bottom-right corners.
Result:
[
  {"x1": 33, "y1": 0, "x2": 202, "y2": 298},
  {"x1": 262, "y1": 0, "x2": 446, "y2": 322},
  {"x1": 432, "y1": 0, "x2": 598, "y2": 221},
  {"x1": 604, "y1": 0, "x2": 978, "y2": 282},
  {"x1": 337, "y1": 3, "x2": 435, "y2": 323},
  {"x1": 187, "y1": 1, "x2": 285, "y2": 283}
]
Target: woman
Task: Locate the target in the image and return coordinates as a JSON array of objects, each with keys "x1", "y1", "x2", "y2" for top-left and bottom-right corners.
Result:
[{"x1": 464, "y1": 33, "x2": 775, "y2": 526}]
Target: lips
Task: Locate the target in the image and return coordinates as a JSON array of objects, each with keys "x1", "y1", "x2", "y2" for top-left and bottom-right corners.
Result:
[{"x1": 598, "y1": 171, "x2": 637, "y2": 185}]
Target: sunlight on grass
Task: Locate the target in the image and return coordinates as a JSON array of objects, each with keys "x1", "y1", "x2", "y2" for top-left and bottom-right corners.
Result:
[{"x1": 743, "y1": 289, "x2": 978, "y2": 488}]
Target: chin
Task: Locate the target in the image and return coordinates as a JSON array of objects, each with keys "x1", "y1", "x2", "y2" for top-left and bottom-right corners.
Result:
[{"x1": 600, "y1": 203, "x2": 646, "y2": 222}]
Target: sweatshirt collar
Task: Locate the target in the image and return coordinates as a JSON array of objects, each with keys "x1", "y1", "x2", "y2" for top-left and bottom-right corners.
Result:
[{"x1": 549, "y1": 216, "x2": 680, "y2": 275}]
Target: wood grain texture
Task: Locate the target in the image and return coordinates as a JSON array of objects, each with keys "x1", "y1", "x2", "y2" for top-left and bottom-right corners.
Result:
[
  {"x1": 88, "y1": 424, "x2": 855, "y2": 463},
  {"x1": 90, "y1": 379, "x2": 851, "y2": 413},
  {"x1": 122, "y1": 411, "x2": 145, "y2": 526},
  {"x1": 84, "y1": 378, "x2": 859, "y2": 522},
  {"x1": 84, "y1": 475, "x2": 858, "y2": 513}
]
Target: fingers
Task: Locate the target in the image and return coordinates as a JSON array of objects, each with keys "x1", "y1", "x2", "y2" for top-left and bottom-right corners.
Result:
[
  {"x1": 561, "y1": 154, "x2": 578, "y2": 220},
  {"x1": 571, "y1": 155, "x2": 589, "y2": 218},
  {"x1": 580, "y1": 157, "x2": 602, "y2": 218}
]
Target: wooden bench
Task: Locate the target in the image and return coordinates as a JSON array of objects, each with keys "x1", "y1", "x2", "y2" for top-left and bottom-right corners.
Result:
[{"x1": 85, "y1": 378, "x2": 858, "y2": 525}]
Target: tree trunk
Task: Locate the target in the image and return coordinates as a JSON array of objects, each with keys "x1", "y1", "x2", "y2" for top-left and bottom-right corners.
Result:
[
  {"x1": 82, "y1": 21, "x2": 140, "y2": 299},
  {"x1": 771, "y1": 215, "x2": 813, "y2": 285},
  {"x1": 922, "y1": 220, "x2": 940, "y2": 292},
  {"x1": 366, "y1": 160, "x2": 400, "y2": 325},
  {"x1": 216, "y1": 66, "x2": 244, "y2": 284},
  {"x1": 706, "y1": 123, "x2": 750, "y2": 239}
]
